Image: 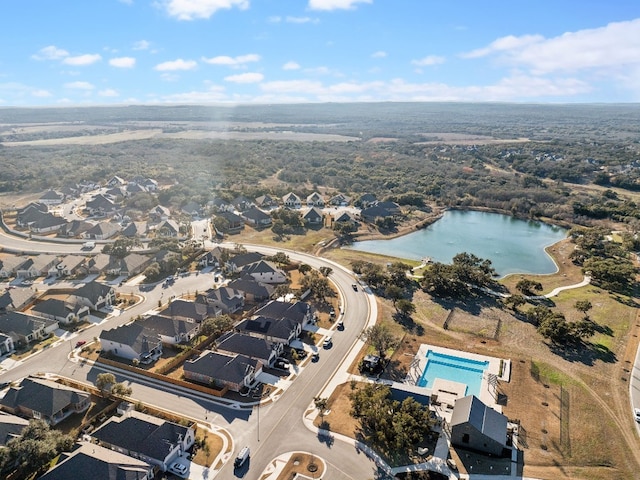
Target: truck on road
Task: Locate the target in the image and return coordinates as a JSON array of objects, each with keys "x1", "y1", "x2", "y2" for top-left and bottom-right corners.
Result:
[
  {"x1": 82, "y1": 241, "x2": 95, "y2": 250},
  {"x1": 234, "y1": 446, "x2": 250, "y2": 468}
]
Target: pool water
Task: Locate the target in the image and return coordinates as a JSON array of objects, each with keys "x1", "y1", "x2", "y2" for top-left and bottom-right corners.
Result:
[{"x1": 417, "y1": 350, "x2": 489, "y2": 397}]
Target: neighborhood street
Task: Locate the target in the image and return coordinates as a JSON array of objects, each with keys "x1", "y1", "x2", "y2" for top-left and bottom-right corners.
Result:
[{"x1": 0, "y1": 229, "x2": 381, "y2": 479}]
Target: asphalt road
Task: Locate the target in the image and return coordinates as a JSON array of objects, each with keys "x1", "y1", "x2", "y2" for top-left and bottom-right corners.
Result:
[{"x1": 0, "y1": 232, "x2": 379, "y2": 479}]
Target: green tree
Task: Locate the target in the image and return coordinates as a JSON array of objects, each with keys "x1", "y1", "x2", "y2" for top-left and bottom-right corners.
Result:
[
  {"x1": 395, "y1": 298, "x2": 416, "y2": 317},
  {"x1": 298, "y1": 263, "x2": 312, "y2": 275},
  {"x1": 95, "y1": 373, "x2": 116, "y2": 392},
  {"x1": 319, "y1": 266, "x2": 333, "y2": 277},
  {"x1": 503, "y1": 294, "x2": 526, "y2": 312},
  {"x1": 516, "y1": 279, "x2": 544, "y2": 296},
  {"x1": 574, "y1": 299, "x2": 593, "y2": 318},
  {"x1": 201, "y1": 314, "x2": 235, "y2": 338},
  {"x1": 313, "y1": 396, "x2": 329, "y2": 419},
  {"x1": 384, "y1": 285, "x2": 404, "y2": 304},
  {"x1": 360, "y1": 324, "x2": 398, "y2": 358}
]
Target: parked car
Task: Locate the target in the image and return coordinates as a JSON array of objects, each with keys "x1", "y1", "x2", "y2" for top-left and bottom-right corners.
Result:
[
  {"x1": 274, "y1": 358, "x2": 290, "y2": 370},
  {"x1": 337, "y1": 320, "x2": 344, "y2": 330},
  {"x1": 329, "y1": 308, "x2": 335, "y2": 317},
  {"x1": 323, "y1": 336, "x2": 332, "y2": 348},
  {"x1": 351, "y1": 283, "x2": 358, "y2": 291},
  {"x1": 634, "y1": 407, "x2": 640, "y2": 422},
  {"x1": 170, "y1": 462, "x2": 188, "y2": 476},
  {"x1": 75, "y1": 340, "x2": 86, "y2": 348}
]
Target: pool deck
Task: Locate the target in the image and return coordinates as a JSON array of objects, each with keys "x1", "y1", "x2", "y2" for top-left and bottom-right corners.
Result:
[{"x1": 405, "y1": 344, "x2": 511, "y2": 414}]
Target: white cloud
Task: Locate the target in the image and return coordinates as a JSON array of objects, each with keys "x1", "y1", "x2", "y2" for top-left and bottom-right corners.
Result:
[
  {"x1": 162, "y1": 0, "x2": 249, "y2": 21},
  {"x1": 64, "y1": 81, "x2": 95, "y2": 90},
  {"x1": 268, "y1": 15, "x2": 281, "y2": 23},
  {"x1": 110, "y1": 57, "x2": 136, "y2": 68},
  {"x1": 133, "y1": 40, "x2": 151, "y2": 50},
  {"x1": 98, "y1": 88, "x2": 119, "y2": 97},
  {"x1": 283, "y1": 61, "x2": 301, "y2": 70},
  {"x1": 412, "y1": 55, "x2": 445, "y2": 67},
  {"x1": 154, "y1": 59, "x2": 197, "y2": 71},
  {"x1": 202, "y1": 54, "x2": 260, "y2": 66},
  {"x1": 31, "y1": 89, "x2": 53, "y2": 98},
  {"x1": 159, "y1": 85, "x2": 226, "y2": 103},
  {"x1": 63, "y1": 54, "x2": 102, "y2": 66},
  {"x1": 371, "y1": 51, "x2": 387, "y2": 58},
  {"x1": 224, "y1": 72, "x2": 264, "y2": 83},
  {"x1": 308, "y1": 0, "x2": 371, "y2": 10},
  {"x1": 462, "y1": 18, "x2": 640, "y2": 75},
  {"x1": 32, "y1": 45, "x2": 69, "y2": 60},
  {"x1": 286, "y1": 16, "x2": 318, "y2": 24}
]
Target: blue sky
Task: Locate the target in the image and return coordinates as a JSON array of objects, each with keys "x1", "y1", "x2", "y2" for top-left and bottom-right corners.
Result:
[{"x1": 2, "y1": 0, "x2": 640, "y2": 106}]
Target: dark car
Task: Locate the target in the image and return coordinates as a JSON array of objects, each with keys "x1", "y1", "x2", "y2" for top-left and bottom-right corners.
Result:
[
  {"x1": 351, "y1": 283, "x2": 358, "y2": 291},
  {"x1": 75, "y1": 340, "x2": 86, "y2": 348}
]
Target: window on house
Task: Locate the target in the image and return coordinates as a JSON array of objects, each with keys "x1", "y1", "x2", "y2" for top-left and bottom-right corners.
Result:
[{"x1": 462, "y1": 433, "x2": 470, "y2": 444}]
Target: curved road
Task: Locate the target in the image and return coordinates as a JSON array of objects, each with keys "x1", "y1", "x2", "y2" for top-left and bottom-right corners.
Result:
[{"x1": 0, "y1": 232, "x2": 380, "y2": 479}]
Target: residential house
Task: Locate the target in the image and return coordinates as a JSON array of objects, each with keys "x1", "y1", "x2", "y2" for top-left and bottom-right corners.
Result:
[
  {"x1": 16, "y1": 201, "x2": 47, "y2": 218},
  {"x1": 15, "y1": 254, "x2": 59, "y2": 278},
  {"x1": 0, "y1": 377, "x2": 90, "y2": 426},
  {"x1": 83, "y1": 254, "x2": 110, "y2": 275},
  {"x1": 241, "y1": 206, "x2": 272, "y2": 227},
  {"x1": 235, "y1": 315, "x2": 301, "y2": 345},
  {"x1": 52, "y1": 255, "x2": 86, "y2": 277},
  {"x1": 225, "y1": 252, "x2": 264, "y2": 273},
  {"x1": 360, "y1": 202, "x2": 401, "y2": 223},
  {"x1": 99, "y1": 322, "x2": 163, "y2": 364},
  {"x1": 152, "y1": 249, "x2": 181, "y2": 273},
  {"x1": 106, "y1": 253, "x2": 152, "y2": 277},
  {"x1": 197, "y1": 287, "x2": 244, "y2": 314},
  {"x1": 84, "y1": 221, "x2": 121, "y2": 240},
  {"x1": 197, "y1": 249, "x2": 221, "y2": 269},
  {"x1": 155, "y1": 219, "x2": 180, "y2": 237},
  {"x1": 208, "y1": 197, "x2": 233, "y2": 213},
  {"x1": 182, "y1": 201, "x2": 202, "y2": 217},
  {"x1": 149, "y1": 205, "x2": 171, "y2": 222},
  {"x1": 39, "y1": 442, "x2": 154, "y2": 480},
  {"x1": 130, "y1": 176, "x2": 158, "y2": 191},
  {"x1": 159, "y1": 299, "x2": 220, "y2": 323},
  {"x1": 227, "y1": 275, "x2": 274, "y2": 303},
  {"x1": 216, "y1": 331, "x2": 282, "y2": 367},
  {"x1": 29, "y1": 213, "x2": 68, "y2": 234},
  {"x1": 106, "y1": 175, "x2": 126, "y2": 187},
  {"x1": 332, "y1": 210, "x2": 357, "y2": 226},
  {"x1": 242, "y1": 260, "x2": 287, "y2": 284},
  {"x1": 58, "y1": 219, "x2": 94, "y2": 238},
  {"x1": 254, "y1": 194, "x2": 276, "y2": 209},
  {"x1": 122, "y1": 221, "x2": 148, "y2": 238},
  {"x1": 125, "y1": 183, "x2": 147, "y2": 195},
  {"x1": 306, "y1": 192, "x2": 325, "y2": 207},
  {"x1": 31, "y1": 298, "x2": 90, "y2": 324},
  {"x1": 215, "y1": 211, "x2": 244, "y2": 232},
  {"x1": 282, "y1": 192, "x2": 302, "y2": 209},
  {"x1": 135, "y1": 314, "x2": 200, "y2": 345},
  {"x1": 39, "y1": 190, "x2": 64, "y2": 206},
  {"x1": 104, "y1": 186, "x2": 127, "y2": 199},
  {"x1": 85, "y1": 194, "x2": 117, "y2": 216},
  {"x1": 69, "y1": 281, "x2": 116, "y2": 311},
  {"x1": 16, "y1": 203, "x2": 49, "y2": 228},
  {"x1": 0, "y1": 288, "x2": 36, "y2": 313},
  {"x1": 303, "y1": 207, "x2": 323, "y2": 225},
  {"x1": 90, "y1": 410, "x2": 195, "y2": 472},
  {"x1": 450, "y1": 395, "x2": 508, "y2": 456},
  {"x1": 357, "y1": 193, "x2": 377, "y2": 208},
  {"x1": 0, "y1": 333, "x2": 15, "y2": 356},
  {"x1": 231, "y1": 195, "x2": 253, "y2": 212},
  {"x1": 0, "y1": 311, "x2": 58, "y2": 345},
  {"x1": 0, "y1": 256, "x2": 25, "y2": 278},
  {"x1": 0, "y1": 412, "x2": 29, "y2": 447},
  {"x1": 329, "y1": 193, "x2": 351, "y2": 206},
  {"x1": 183, "y1": 350, "x2": 262, "y2": 392},
  {"x1": 254, "y1": 300, "x2": 316, "y2": 329}
]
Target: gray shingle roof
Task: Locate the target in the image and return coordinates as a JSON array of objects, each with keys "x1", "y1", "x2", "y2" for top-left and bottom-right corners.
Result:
[
  {"x1": 0, "y1": 377, "x2": 89, "y2": 418},
  {"x1": 184, "y1": 351, "x2": 259, "y2": 385},
  {"x1": 450, "y1": 395, "x2": 507, "y2": 446},
  {"x1": 216, "y1": 332, "x2": 275, "y2": 361}
]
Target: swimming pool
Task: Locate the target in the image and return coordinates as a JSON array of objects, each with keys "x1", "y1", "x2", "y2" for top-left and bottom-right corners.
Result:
[{"x1": 417, "y1": 350, "x2": 489, "y2": 397}]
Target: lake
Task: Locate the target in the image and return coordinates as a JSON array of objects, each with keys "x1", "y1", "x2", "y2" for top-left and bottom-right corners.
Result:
[{"x1": 347, "y1": 210, "x2": 567, "y2": 277}]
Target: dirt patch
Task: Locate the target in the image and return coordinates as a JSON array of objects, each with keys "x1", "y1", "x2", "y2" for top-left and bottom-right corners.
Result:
[{"x1": 266, "y1": 452, "x2": 325, "y2": 480}]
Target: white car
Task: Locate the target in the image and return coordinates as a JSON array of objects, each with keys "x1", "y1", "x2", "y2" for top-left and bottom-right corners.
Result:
[
  {"x1": 323, "y1": 337, "x2": 332, "y2": 348},
  {"x1": 171, "y1": 462, "x2": 188, "y2": 476},
  {"x1": 634, "y1": 408, "x2": 640, "y2": 422}
]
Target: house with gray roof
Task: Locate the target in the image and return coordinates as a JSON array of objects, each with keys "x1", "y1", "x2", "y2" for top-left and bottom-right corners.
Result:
[
  {"x1": 254, "y1": 300, "x2": 316, "y2": 329},
  {"x1": 0, "y1": 256, "x2": 26, "y2": 278},
  {"x1": 122, "y1": 221, "x2": 148, "y2": 238},
  {"x1": 241, "y1": 206, "x2": 272, "y2": 227},
  {"x1": 0, "y1": 287, "x2": 36, "y2": 313},
  {"x1": 183, "y1": 350, "x2": 262, "y2": 392},
  {"x1": 254, "y1": 194, "x2": 276, "y2": 209},
  {"x1": 0, "y1": 412, "x2": 29, "y2": 447},
  {"x1": 99, "y1": 322, "x2": 163, "y2": 364},
  {"x1": 83, "y1": 253, "x2": 110, "y2": 275},
  {"x1": 155, "y1": 219, "x2": 180, "y2": 237},
  {"x1": 215, "y1": 211, "x2": 244, "y2": 232},
  {"x1": 105, "y1": 253, "x2": 152, "y2": 277},
  {"x1": 0, "y1": 333, "x2": 14, "y2": 355},
  {"x1": 39, "y1": 441, "x2": 154, "y2": 480},
  {"x1": 231, "y1": 195, "x2": 253, "y2": 212},
  {"x1": 0, "y1": 311, "x2": 58, "y2": 346},
  {"x1": 216, "y1": 331, "x2": 282, "y2": 367},
  {"x1": 225, "y1": 251, "x2": 264, "y2": 273},
  {"x1": 242, "y1": 260, "x2": 286, "y2": 284},
  {"x1": 29, "y1": 213, "x2": 68, "y2": 234},
  {"x1": 303, "y1": 207, "x2": 323, "y2": 225},
  {"x1": 52, "y1": 255, "x2": 86, "y2": 277},
  {"x1": 16, "y1": 203, "x2": 50, "y2": 228},
  {"x1": 15, "y1": 254, "x2": 59, "y2": 278},
  {"x1": 149, "y1": 204, "x2": 170, "y2": 222},
  {"x1": 306, "y1": 192, "x2": 325, "y2": 207},
  {"x1": 227, "y1": 275, "x2": 274, "y2": 303},
  {"x1": 450, "y1": 395, "x2": 508, "y2": 456},
  {"x1": 69, "y1": 281, "x2": 116, "y2": 311},
  {"x1": 30, "y1": 298, "x2": 90, "y2": 324},
  {"x1": 182, "y1": 201, "x2": 202, "y2": 217},
  {"x1": 159, "y1": 298, "x2": 220, "y2": 322},
  {"x1": 197, "y1": 287, "x2": 244, "y2": 314},
  {"x1": 84, "y1": 221, "x2": 121, "y2": 240},
  {"x1": 198, "y1": 249, "x2": 221, "y2": 269},
  {"x1": 329, "y1": 193, "x2": 351, "y2": 206},
  {"x1": 39, "y1": 190, "x2": 64, "y2": 205},
  {"x1": 135, "y1": 314, "x2": 200, "y2": 345},
  {"x1": 58, "y1": 219, "x2": 94, "y2": 238},
  {"x1": 85, "y1": 194, "x2": 117, "y2": 216},
  {"x1": 282, "y1": 192, "x2": 302, "y2": 209},
  {"x1": 90, "y1": 410, "x2": 195, "y2": 472},
  {"x1": 0, "y1": 377, "x2": 90, "y2": 426},
  {"x1": 235, "y1": 315, "x2": 301, "y2": 346}
]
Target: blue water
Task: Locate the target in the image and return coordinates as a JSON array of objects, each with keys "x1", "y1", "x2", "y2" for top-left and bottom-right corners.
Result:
[
  {"x1": 417, "y1": 350, "x2": 489, "y2": 397},
  {"x1": 348, "y1": 210, "x2": 567, "y2": 277}
]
